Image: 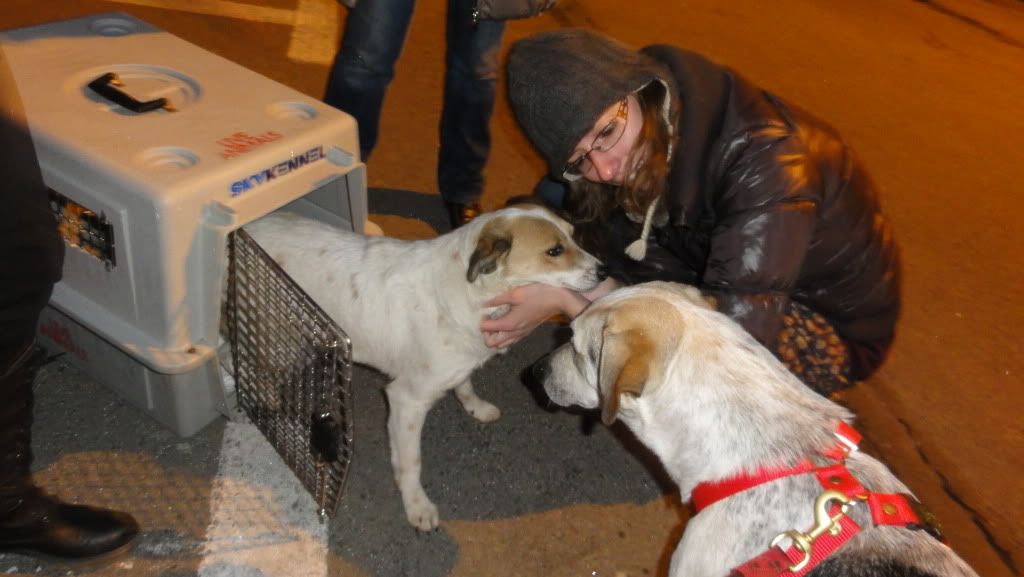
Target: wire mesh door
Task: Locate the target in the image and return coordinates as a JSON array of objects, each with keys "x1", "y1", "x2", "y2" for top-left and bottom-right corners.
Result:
[{"x1": 225, "y1": 227, "x2": 354, "y2": 518}]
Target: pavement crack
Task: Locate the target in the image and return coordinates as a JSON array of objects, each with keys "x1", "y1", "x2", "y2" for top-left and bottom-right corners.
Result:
[
  {"x1": 896, "y1": 417, "x2": 1020, "y2": 576},
  {"x1": 913, "y1": 0, "x2": 1024, "y2": 50}
]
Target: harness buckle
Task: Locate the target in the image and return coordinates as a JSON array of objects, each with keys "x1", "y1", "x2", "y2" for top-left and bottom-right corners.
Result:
[
  {"x1": 770, "y1": 490, "x2": 856, "y2": 572},
  {"x1": 903, "y1": 494, "x2": 945, "y2": 541}
]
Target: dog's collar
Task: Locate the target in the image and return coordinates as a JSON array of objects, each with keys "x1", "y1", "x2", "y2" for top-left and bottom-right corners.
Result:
[
  {"x1": 691, "y1": 422, "x2": 861, "y2": 512},
  {"x1": 691, "y1": 423, "x2": 943, "y2": 577}
]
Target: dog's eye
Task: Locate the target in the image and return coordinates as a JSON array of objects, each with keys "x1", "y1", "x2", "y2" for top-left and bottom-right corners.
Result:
[{"x1": 546, "y1": 244, "x2": 564, "y2": 257}]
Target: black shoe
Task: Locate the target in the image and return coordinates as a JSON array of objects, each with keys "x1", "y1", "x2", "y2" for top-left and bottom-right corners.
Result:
[
  {"x1": 0, "y1": 487, "x2": 139, "y2": 559},
  {"x1": 445, "y1": 201, "x2": 481, "y2": 230}
]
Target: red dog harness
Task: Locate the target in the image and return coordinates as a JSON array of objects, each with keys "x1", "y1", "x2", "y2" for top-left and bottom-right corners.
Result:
[{"x1": 690, "y1": 423, "x2": 942, "y2": 577}]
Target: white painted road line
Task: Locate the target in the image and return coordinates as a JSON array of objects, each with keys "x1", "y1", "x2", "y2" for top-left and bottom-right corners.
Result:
[
  {"x1": 198, "y1": 422, "x2": 328, "y2": 577},
  {"x1": 109, "y1": 0, "x2": 340, "y2": 64},
  {"x1": 289, "y1": 0, "x2": 341, "y2": 65},
  {"x1": 109, "y1": 0, "x2": 296, "y2": 24}
]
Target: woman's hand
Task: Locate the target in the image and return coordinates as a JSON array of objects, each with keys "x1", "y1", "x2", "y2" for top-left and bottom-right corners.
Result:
[
  {"x1": 480, "y1": 277, "x2": 620, "y2": 349},
  {"x1": 581, "y1": 276, "x2": 619, "y2": 303},
  {"x1": 481, "y1": 284, "x2": 581, "y2": 349}
]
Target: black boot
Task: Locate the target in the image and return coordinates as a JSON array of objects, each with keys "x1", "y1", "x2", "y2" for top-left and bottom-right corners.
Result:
[
  {"x1": 0, "y1": 345, "x2": 139, "y2": 559},
  {"x1": 445, "y1": 201, "x2": 482, "y2": 230}
]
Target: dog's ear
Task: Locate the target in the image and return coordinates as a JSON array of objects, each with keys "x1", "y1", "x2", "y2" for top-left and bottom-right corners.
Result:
[
  {"x1": 597, "y1": 327, "x2": 652, "y2": 426},
  {"x1": 467, "y1": 232, "x2": 512, "y2": 282}
]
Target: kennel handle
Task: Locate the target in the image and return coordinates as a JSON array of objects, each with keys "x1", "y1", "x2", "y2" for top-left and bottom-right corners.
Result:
[{"x1": 88, "y1": 72, "x2": 174, "y2": 113}]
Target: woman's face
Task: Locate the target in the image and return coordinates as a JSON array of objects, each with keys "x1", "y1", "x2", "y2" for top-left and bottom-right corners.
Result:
[{"x1": 565, "y1": 94, "x2": 644, "y2": 185}]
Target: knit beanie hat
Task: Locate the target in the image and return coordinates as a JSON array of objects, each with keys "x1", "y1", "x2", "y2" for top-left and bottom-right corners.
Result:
[
  {"x1": 508, "y1": 28, "x2": 667, "y2": 180},
  {"x1": 507, "y1": 28, "x2": 672, "y2": 261}
]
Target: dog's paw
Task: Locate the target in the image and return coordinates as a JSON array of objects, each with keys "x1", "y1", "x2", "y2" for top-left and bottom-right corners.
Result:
[
  {"x1": 404, "y1": 496, "x2": 440, "y2": 531},
  {"x1": 456, "y1": 391, "x2": 502, "y2": 423},
  {"x1": 467, "y1": 400, "x2": 501, "y2": 423}
]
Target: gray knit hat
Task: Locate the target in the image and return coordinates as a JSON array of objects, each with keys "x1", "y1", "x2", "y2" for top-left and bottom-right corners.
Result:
[{"x1": 507, "y1": 28, "x2": 666, "y2": 180}]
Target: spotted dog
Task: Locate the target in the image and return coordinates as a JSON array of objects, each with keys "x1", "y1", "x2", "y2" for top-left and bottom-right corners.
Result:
[{"x1": 244, "y1": 206, "x2": 605, "y2": 530}]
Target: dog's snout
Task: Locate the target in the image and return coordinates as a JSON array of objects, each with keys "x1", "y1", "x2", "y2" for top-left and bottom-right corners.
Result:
[
  {"x1": 596, "y1": 265, "x2": 609, "y2": 282},
  {"x1": 530, "y1": 353, "x2": 552, "y2": 383}
]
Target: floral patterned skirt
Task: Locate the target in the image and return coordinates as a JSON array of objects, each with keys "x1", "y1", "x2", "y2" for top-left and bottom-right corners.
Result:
[{"x1": 774, "y1": 300, "x2": 853, "y2": 396}]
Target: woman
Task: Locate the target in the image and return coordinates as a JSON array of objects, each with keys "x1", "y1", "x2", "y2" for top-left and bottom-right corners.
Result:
[{"x1": 482, "y1": 28, "x2": 901, "y2": 395}]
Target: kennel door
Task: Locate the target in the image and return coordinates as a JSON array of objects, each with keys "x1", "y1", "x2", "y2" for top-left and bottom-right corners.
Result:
[{"x1": 225, "y1": 227, "x2": 353, "y2": 518}]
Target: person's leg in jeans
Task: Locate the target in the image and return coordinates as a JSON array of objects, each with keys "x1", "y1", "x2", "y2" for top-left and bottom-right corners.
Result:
[
  {"x1": 324, "y1": 0, "x2": 417, "y2": 160},
  {"x1": 533, "y1": 176, "x2": 567, "y2": 208},
  {"x1": 438, "y1": 0, "x2": 505, "y2": 229}
]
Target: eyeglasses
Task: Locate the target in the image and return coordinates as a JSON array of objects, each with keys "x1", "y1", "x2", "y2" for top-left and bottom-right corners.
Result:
[{"x1": 562, "y1": 99, "x2": 629, "y2": 180}]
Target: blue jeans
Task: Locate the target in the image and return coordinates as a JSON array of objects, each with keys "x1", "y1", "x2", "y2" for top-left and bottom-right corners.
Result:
[
  {"x1": 325, "y1": 0, "x2": 505, "y2": 205},
  {"x1": 533, "y1": 175, "x2": 567, "y2": 207}
]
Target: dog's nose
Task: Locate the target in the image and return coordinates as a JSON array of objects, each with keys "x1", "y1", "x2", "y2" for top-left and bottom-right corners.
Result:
[
  {"x1": 596, "y1": 265, "x2": 609, "y2": 282},
  {"x1": 530, "y1": 353, "x2": 551, "y2": 383}
]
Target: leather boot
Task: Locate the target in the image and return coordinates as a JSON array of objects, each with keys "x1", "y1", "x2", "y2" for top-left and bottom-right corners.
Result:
[{"x1": 0, "y1": 345, "x2": 139, "y2": 559}]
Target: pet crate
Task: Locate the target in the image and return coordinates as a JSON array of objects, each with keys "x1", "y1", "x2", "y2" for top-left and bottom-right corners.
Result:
[{"x1": 1, "y1": 12, "x2": 360, "y2": 516}]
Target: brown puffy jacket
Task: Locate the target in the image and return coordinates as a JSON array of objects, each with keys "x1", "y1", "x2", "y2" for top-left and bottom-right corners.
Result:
[{"x1": 608, "y1": 45, "x2": 901, "y2": 380}]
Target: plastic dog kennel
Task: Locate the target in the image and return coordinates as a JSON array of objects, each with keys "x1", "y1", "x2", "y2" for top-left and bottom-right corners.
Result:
[{"x1": 0, "y1": 12, "x2": 360, "y2": 516}]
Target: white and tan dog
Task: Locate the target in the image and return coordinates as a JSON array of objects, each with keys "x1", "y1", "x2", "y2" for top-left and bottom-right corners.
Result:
[
  {"x1": 534, "y1": 282, "x2": 978, "y2": 577},
  {"x1": 244, "y1": 206, "x2": 605, "y2": 530}
]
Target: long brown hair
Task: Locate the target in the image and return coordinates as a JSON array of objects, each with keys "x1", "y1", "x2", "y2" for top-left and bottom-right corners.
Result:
[{"x1": 566, "y1": 80, "x2": 677, "y2": 257}]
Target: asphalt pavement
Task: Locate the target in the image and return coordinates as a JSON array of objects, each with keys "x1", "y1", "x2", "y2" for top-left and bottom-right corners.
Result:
[{"x1": 0, "y1": 1, "x2": 1021, "y2": 576}]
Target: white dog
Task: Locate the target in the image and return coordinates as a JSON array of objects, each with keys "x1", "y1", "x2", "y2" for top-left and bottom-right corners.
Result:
[
  {"x1": 243, "y1": 206, "x2": 605, "y2": 530},
  {"x1": 534, "y1": 282, "x2": 978, "y2": 577}
]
